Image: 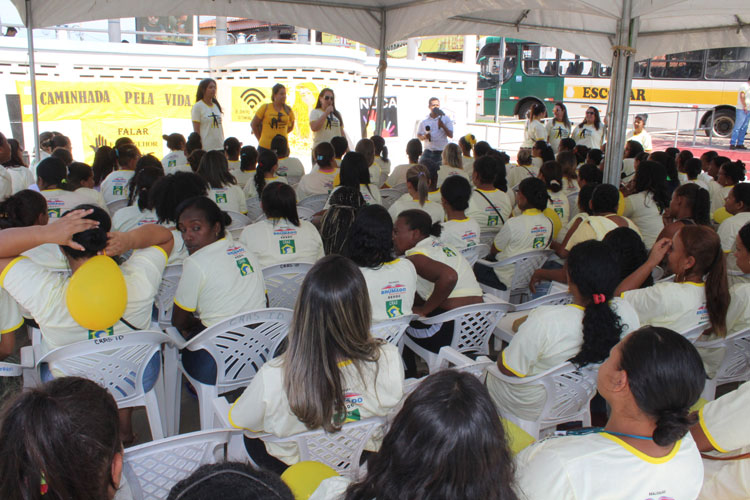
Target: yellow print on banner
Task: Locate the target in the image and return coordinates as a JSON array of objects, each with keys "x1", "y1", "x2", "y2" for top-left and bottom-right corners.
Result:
[
  {"x1": 564, "y1": 85, "x2": 735, "y2": 106},
  {"x1": 17, "y1": 81, "x2": 195, "y2": 122},
  {"x1": 81, "y1": 119, "x2": 162, "y2": 165}
]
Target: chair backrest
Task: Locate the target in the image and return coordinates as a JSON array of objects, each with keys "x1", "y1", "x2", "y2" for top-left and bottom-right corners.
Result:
[
  {"x1": 155, "y1": 264, "x2": 183, "y2": 330},
  {"x1": 296, "y1": 205, "x2": 316, "y2": 221},
  {"x1": 379, "y1": 171, "x2": 389, "y2": 187},
  {"x1": 681, "y1": 322, "x2": 709, "y2": 342},
  {"x1": 263, "y1": 417, "x2": 385, "y2": 478},
  {"x1": 566, "y1": 191, "x2": 579, "y2": 212},
  {"x1": 107, "y1": 198, "x2": 128, "y2": 215},
  {"x1": 297, "y1": 194, "x2": 328, "y2": 213},
  {"x1": 379, "y1": 188, "x2": 404, "y2": 209},
  {"x1": 36, "y1": 331, "x2": 171, "y2": 406},
  {"x1": 479, "y1": 231, "x2": 498, "y2": 248},
  {"x1": 286, "y1": 175, "x2": 302, "y2": 186},
  {"x1": 513, "y1": 291, "x2": 573, "y2": 312},
  {"x1": 226, "y1": 211, "x2": 251, "y2": 239},
  {"x1": 185, "y1": 309, "x2": 293, "y2": 393},
  {"x1": 501, "y1": 250, "x2": 553, "y2": 301},
  {"x1": 460, "y1": 243, "x2": 490, "y2": 266},
  {"x1": 246, "y1": 197, "x2": 264, "y2": 222},
  {"x1": 390, "y1": 183, "x2": 408, "y2": 194},
  {"x1": 436, "y1": 346, "x2": 493, "y2": 380},
  {"x1": 537, "y1": 362, "x2": 599, "y2": 428},
  {"x1": 702, "y1": 328, "x2": 750, "y2": 385},
  {"x1": 263, "y1": 262, "x2": 314, "y2": 310},
  {"x1": 423, "y1": 301, "x2": 512, "y2": 356},
  {"x1": 370, "y1": 314, "x2": 417, "y2": 348},
  {"x1": 123, "y1": 429, "x2": 236, "y2": 500}
]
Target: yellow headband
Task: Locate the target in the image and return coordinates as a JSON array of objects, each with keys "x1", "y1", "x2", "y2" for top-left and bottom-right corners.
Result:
[{"x1": 464, "y1": 134, "x2": 476, "y2": 147}]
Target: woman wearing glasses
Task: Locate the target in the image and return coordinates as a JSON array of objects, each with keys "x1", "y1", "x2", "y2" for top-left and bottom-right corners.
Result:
[
  {"x1": 310, "y1": 88, "x2": 344, "y2": 148},
  {"x1": 573, "y1": 106, "x2": 604, "y2": 149}
]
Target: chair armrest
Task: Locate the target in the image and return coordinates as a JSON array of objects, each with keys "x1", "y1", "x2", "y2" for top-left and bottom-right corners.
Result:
[
  {"x1": 0, "y1": 362, "x2": 22, "y2": 377},
  {"x1": 213, "y1": 396, "x2": 270, "y2": 438},
  {"x1": 436, "y1": 346, "x2": 474, "y2": 369},
  {"x1": 164, "y1": 327, "x2": 188, "y2": 350},
  {"x1": 477, "y1": 258, "x2": 496, "y2": 266}
]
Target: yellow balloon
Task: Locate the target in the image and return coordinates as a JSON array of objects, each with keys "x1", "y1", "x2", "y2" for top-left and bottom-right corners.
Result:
[
  {"x1": 66, "y1": 255, "x2": 127, "y2": 331},
  {"x1": 281, "y1": 461, "x2": 338, "y2": 500}
]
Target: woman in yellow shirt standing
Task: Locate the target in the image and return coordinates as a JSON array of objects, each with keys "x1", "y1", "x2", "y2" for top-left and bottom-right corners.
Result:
[{"x1": 251, "y1": 84, "x2": 295, "y2": 151}]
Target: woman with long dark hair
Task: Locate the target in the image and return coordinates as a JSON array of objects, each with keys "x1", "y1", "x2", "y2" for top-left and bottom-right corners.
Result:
[
  {"x1": 191, "y1": 78, "x2": 224, "y2": 152},
  {"x1": 252, "y1": 83, "x2": 295, "y2": 151},
  {"x1": 310, "y1": 87, "x2": 344, "y2": 147},
  {"x1": 622, "y1": 160, "x2": 670, "y2": 248}
]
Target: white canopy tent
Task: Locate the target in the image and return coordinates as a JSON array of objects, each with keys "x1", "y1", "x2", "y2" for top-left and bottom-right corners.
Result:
[{"x1": 11, "y1": 0, "x2": 750, "y2": 181}]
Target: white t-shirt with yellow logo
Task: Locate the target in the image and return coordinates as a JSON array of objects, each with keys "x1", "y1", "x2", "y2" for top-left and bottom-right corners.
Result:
[
  {"x1": 174, "y1": 238, "x2": 265, "y2": 327},
  {"x1": 622, "y1": 281, "x2": 708, "y2": 334},
  {"x1": 388, "y1": 194, "x2": 445, "y2": 224},
  {"x1": 0, "y1": 247, "x2": 167, "y2": 351},
  {"x1": 360, "y1": 258, "x2": 418, "y2": 323},
  {"x1": 466, "y1": 188, "x2": 513, "y2": 236},
  {"x1": 111, "y1": 206, "x2": 159, "y2": 233},
  {"x1": 228, "y1": 343, "x2": 404, "y2": 465},
  {"x1": 239, "y1": 218, "x2": 324, "y2": 269},
  {"x1": 516, "y1": 431, "x2": 703, "y2": 500},
  {"x1": 623, "y1": 191, "x2": 664, "y2": 249},
  {"x1": 208, "y1": 184, "x2": 246, "y2": 214},
  {"x1": 491, "y1": 209, "x2": 553, "y2": 287},
  {"x1": 439, "y1": 218, "x2": 480, "y2": 251},
  {"x1": 41, "y1": 189, "x2": 98, "y2": 220},
  {"x1": 296, "y1": 170, "x2": 338, "y2": 201},
  {"x1": 101, "y1": 170, "x2": 135, "y2": 205},
  {"x1": 405, "y1": 236, "x2": 482, "y2": 301}
]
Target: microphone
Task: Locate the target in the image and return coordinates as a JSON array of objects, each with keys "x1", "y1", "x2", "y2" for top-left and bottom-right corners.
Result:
[{"x1": 425, "y1": 126, "x2": 431, "y2": 132}]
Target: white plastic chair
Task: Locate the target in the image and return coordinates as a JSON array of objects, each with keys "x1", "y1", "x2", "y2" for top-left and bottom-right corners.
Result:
[
  {"x1": 297, "y1": 194, "x2": 328, "y2": 213},
  {"x1": 651, "y1": 265, "x2": 666, "y2": 282},
  {"x1": 566, "y1": 191, "x2": 579, "y2": 215},
  {"x1": 402, "y1": 299, "x2": 512, "y2": 373},
  {"x1": 479, "y1": 231, "x2": 498, "y2": 248},
  {"x1": 493, "y1": 291, "x2": 573, "y2": 346},
  {"x1": 296, "y1": 205, "x2": 316, "y2": 221},
  {"x1": 263, "y1": 262, "x2": 313, "y2": 310},
  {"x1": 262, "y1": 417, "x2": 385, "y2": 478},
  {"x1": 478, "y1": 249, "x2": 554, "y2": 304},
  {"x1": 681, "y1": 322, "x2": 709, "y2": 343},
  {"x1": 435, "y1": 346, "x2": 494, "y2": 380},
  {"x1": 286, "y1": 175, "x2": 302, "y2": 187},
  {"x1": 485, "y1": 361, "x2": 599, "y2": 439},
  {"x1": 695, "y1": 328, "x2": 750, "y2": 400},
  {"x1": 379, "y1": 171, "x2": 389, "y2": 187},
  {"x1": 0, "y1": 361, "x2": 22, "y2": 377},
  {"x1": 226, "y1": 211, "x2": 251, "y2": 239},
  {"x1": 460, "y1": 243, "x2": 490, "y2": 266},
  {"x1": 245, "y1": 197, "x2": 264, "y2": 222},
  {"x1": 122, "y1": 429, "x2": 242, "y2": 500},
  {"x1": 153, "y1": 264, "x2": 182, "y2": 331},
  {"x1": 107, "y1": 198, "x2": 128, "y2": 215},
  {"x1": 380, "y1": 188, "x2": 404, "y2": 209},
  {"x1": 35, "y1": 331, "x2": 174, "y2": 439},
  {"x1": 370, "y1": 314, "x2": 417, "y2": 353},
  {"x1": 165, "y1": 308, "x2": 293, "y2": 430}
]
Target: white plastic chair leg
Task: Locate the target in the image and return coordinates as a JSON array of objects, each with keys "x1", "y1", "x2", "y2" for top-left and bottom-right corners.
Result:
[
  {"x1": 197, "y1": 383, "x2": 219, "y2": 430},
  {"x1": 162, "y1": 345, "x2": 182, "y2": 436},
  {"x1": 143, "y1": 390, "x2": 166, "y2": 440},
  {"x1": 701, "y1": 378, "x2": 718, "y2": 402}
]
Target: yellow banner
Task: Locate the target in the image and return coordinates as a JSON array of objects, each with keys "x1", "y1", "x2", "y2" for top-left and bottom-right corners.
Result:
[
  {"x1": 419, "y1": 36, "x2": 464, "y2": 53},
  {"x1": 17, "y1": 81, "x2": 195, "y2": 122},
  {"x1": 564, "y1": 85, "x2": 734, "y2": 106},
  {"x1": 231, "y1": 86, "x2": 271, "y2": 122},
  {"x1": 81, "y1": 119, "x2": 162, "y2": 165}
]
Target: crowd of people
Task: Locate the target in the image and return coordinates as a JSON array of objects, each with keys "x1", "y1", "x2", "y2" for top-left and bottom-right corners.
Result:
[{"x1": 0, "y1": 84, "x2": 749, "y2": 499}]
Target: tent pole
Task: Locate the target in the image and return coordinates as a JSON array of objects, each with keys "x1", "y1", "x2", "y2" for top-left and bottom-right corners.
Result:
[
  {"x1": 25, "y1": 0, "x2": 40, "y2": 163},
  {"x1": 374, "y1": 8, "x2": 387, "y2": 136},
  {"x1": 603, "y1": 0, "x2": 639, "y2": 186}
]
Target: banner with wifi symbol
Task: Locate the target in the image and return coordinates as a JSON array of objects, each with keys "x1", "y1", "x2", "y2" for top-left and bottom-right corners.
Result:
[{"x1": 232, "y1": 86, "x2": 271, "y2": 122}]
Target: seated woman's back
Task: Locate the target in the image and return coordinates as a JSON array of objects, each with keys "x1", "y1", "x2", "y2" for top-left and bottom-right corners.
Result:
[
  {"x1": 229, "y1": 255, "x2": 404, "y2": 465},
  {"x1": 239, "y1": 182, "x2": 324, "y2": 268}
]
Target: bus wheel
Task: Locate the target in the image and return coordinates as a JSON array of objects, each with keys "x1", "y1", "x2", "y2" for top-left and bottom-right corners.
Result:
[
  {"x1": 704, "y1": 109, "x2": 734, "y2": 138},
  {"x1": 517, "y1": 100, "x2": 541, "y2": 120}
]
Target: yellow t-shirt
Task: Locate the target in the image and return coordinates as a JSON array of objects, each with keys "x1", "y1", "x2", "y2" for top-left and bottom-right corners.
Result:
[{"x1": 254, "y1": 103, "x2": 295, "y2": 150}]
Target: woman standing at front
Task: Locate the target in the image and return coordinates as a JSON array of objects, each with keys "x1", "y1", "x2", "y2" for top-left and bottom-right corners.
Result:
[
  {"x1": 573, "y1": 106, "x2": 604, "y2": 149},
  {"x1": 191, "y1": 78, "x2": 225, "y2": 152},
  {"x1": 310, "y1": 88, "x2": 344, "y2": 148},
  {"x1": 252, "y1": 83, "x2": 295, "y2": 152}
]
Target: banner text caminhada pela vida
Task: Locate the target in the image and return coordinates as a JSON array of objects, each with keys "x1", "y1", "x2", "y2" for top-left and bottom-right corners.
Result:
[{"x1": 17, "y1": 80, "x2": 327, "y2": 163}]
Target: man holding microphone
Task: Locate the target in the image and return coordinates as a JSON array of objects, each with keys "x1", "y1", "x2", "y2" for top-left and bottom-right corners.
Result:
[{"x1": 417, "y1": 97, "x2": 453, "y2": 165}]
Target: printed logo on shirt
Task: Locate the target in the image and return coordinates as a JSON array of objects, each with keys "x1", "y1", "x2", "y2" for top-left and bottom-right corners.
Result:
[
  {"x1": 88, "y1": 326, "x2": 114, "y2": 339},
  {"x1": 138, "y1": 217, "x2": 159, "y2": 226},
  {"x1": 462, "y1": 230, "x2": 478, "y2": 244},
  {"x1": 386, "y1": 299, "x2": 403, "y2": 318},
  {"x1": 215, "y1": 193, "x2": 228, "y2": 204},
  {"x1": 48, "y1": 208, "x2": 61, "y2": 218},
  {"x1": 697, "y1": 303, "x2": 709, "y2": 323},
  {"x1": 554, "y1": 207, "x2": 564, "y2": 219},
  {"x1": 532, "y1": 236, "x2": 546, "y2": 248},
  {"x1": 343, "y1": 392, "x2": 363, "y2": 422},
  {"x1": 442, "y1": 247, "x2": 457, "y2": 257},
  {"x1": 279, "y1": 239, "x2": 296, "y2": 254},
  {"x1": 236, "y1": 257, "x2": 254, "y2": 276},
  {"x1": 168, "y1": 159, "x2": 176, "y2": 167},
  {"x1": 113, "y1": 185, "x2": 124, "y2": 195},
  {"x1": 487, "y1": 215, "x2": 499, "y2": 226}
]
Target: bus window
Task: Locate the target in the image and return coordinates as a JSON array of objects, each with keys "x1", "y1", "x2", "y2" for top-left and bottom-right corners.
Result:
[
  {"x1": 705, "y1": 47, "x2": 750, "y2": 80},
  {"x1": 649, "y1": 50, "x2": 704, "y2": 79},
  {"x1": 522, "y1": 43, "x2": 558, "y2": 77},
  {"x1": 599, "y1": 61, "x2": 646, "y2": 78},
  {"x1": 558, "y1": 51, "x2": 594, "y2": 77},
  {"x1": 477, "y1": 41, "x2": 518, "y2": 90},
  {"x1": 599, "y1": 64, "x2": 612, "y2": 78}
]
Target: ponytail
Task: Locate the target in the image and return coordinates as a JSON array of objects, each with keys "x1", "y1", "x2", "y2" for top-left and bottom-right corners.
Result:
[
  {"x1": 566, "y1": 240, "x2": 624, "y2": 367},
  {"x1": 673, "y1": 184, "x2": 710, "y2": 225},
  {"x1": 0, "y1": 190, "x2": 47, "y2": 229},
  {"x1": 540, "y1": 161, "x2": 563, "y2": 193},
  {"x1": 430, "y1": 221, "x2": 442, "y2": 238},
  {"x1": 406, "y1": 164, "x2": 430, "y2": 207},
  {"x1": 255, "y1": 149, "x2": 278, "y2": 197},
  {"x1": 679, "y1": 226, "x2": 729, "y2": 337}
]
